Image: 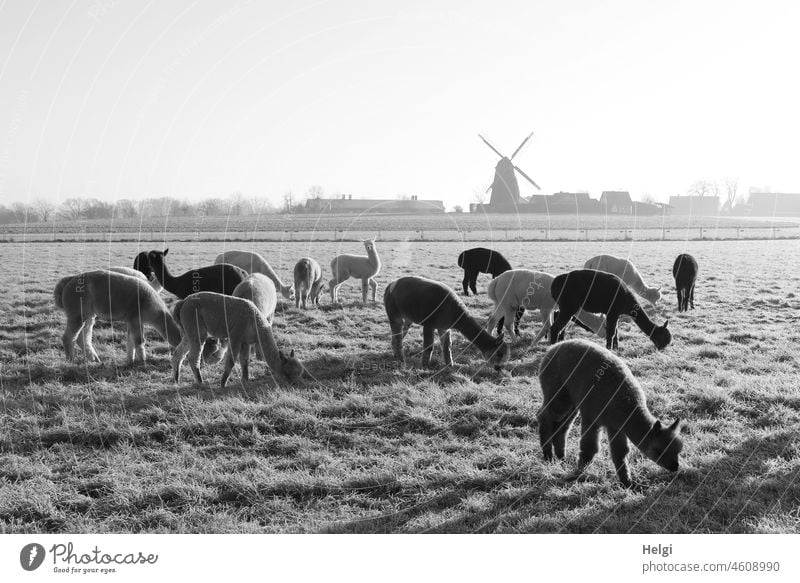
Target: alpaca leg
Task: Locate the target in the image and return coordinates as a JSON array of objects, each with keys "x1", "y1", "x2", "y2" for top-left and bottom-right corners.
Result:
[
  {"x1": 514, "y1": 307, "x2": 525, "y2": 336},
  {"x1": 220, "y1": 343, "x2": 240, "y2": 388},
  {"x1": 462, "y1": 271, "x2": 470, "y2": 296},
  {"x1": 126, "y1": 329, "x2": 135, "y2": 363},
  {"x1": 532, "y1": 308, "x2": 553, "y2": 344},
  {"x1": 549, "y1": 308, "x2": 574, "y2": 344},
  {"x1": 82, "y1": 317, "x2": 100, "y2": 362},
  {"x1": 295, "y1": 291, "x2": 301, "y2": 309},
  {"x1": 553, "y1": 408, "x2": 578, "y2": 460},
  {"x1": 62, "y1": 316, "x2": 85, "y2": 362},
  {"x1": 402, "y1": 320, "x2": 412, "y2": 339},
  {"x1": 605, "y1": 314, "x2": 620, "y2": 350},
  {"x1": 421, "y1": 325, "x2": 436, "y2": 367},
  {"x1": 390, "y1": 323, "x2": 405, "y2": 363},
  {"x1": 608, "y1": 429, "x2": 633, "y2": 488},
  {"x1": 239, "y1": 344, "x2": 250, "y2": 386},
  {"x1": 577, "y1": 419, "x2": 601, "y2": 470},
  {"x1": 130, "y1": 319, "x2": 145, "y2": 364},
  {"x1": 188, "y1": 341, "x2": 204, "y2": 386},
  {"x1": 369, "y1": 278, "x2": 378, "y2": 302},
  {"x1": 171, "y1": 338, "x2": 191, "y2": 384},
  {"x1": 469, "y1": 271, "x2": 478, "y2": 295},
  {"x1": 503, "y1": 307, "x2": 517, "y2": 341},
  {"x1": 361, "y1": 279, "x2": 369, "y2": 303},
  {"x1": 438, "y1": 329, "x2": 453, "y2": 365},
  {"x1": 537, "y1": 411, "x2": 556, "y2": 461},
  {"x1": 329, "y1": 278, "x2": 339, "y2": 303},
  {"x1": 689, "y1": 284, "x2": 695, "y2": 309},
  {"x1": 486, "y1": 306, "x2": 503, "y2": 335}
]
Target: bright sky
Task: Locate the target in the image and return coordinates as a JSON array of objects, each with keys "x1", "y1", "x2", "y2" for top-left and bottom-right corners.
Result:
[{"x1": 1, "y1": 0, "x2": 798, "y2": 209}]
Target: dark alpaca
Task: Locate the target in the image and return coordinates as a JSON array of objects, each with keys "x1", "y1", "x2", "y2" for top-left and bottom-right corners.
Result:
[
  {"x1": 384, "y1": 276, "x2": 509, "y2": 370},
  {"x1": 457, "y1": 247, "x2": 512, "y2": 296},
  {"x1": 140, "y1": 249, "x2": 247, "y2": 298},
  {"x1": 538, "y1": 339, "x2": 683, "y2": 488},
  {"x1": 673, "y1": 253, "x2": 699, "y2": 312},
  {"x1": 549, "y1": 269, "x2": 671, "y2": 350}
]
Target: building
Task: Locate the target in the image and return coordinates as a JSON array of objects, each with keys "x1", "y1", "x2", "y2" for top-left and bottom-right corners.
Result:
[
  {"x1": 747, "y1": 192, "x2": 800, "y2": 216},
  {"x1": 633, "y1": 201, "x2": 670, "y2": 216},
  {"x1": 668, "y1": 195, "x2": 720, "y2": 216},
  {"x1": 304, "y1": 195, "x2": 445, "y2": 214},
  {"x1": 600, "y1": 191, "x2": 633, "y2": 214}
]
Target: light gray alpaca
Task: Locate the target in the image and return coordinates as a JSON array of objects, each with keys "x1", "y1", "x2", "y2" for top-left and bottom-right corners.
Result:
[
  {"x1": 538, "y1": 339, "x2": 683, "y2": 488},
  {"x1": 329, "y1": 239, "x2": 381, "y2": 303},
  {"x1": 486, "y1": 269, "x2": 606, "y2": 343},
  {"x1": 215, "y1": 250, "x2": 295, "y2": 300},
  {"x1": 293, "y1": 257, "x2": 325, "y2": 309},
  {"x1": 54, "y1": 270, "x2": 181, "y2": 363},
  {"x1": 171, "y1": 291, "x2": 304, "y2": 388},
  {"x1": 584, "y1": 254, "x2": 661, "y2": 304}
]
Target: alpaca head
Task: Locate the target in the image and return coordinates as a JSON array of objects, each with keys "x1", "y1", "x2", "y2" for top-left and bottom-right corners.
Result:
[
  {"x1": 146, "y1": 249, "x2": 169, "y2": 281},
  {"x1": 362, "y1": 239, "x2": 376, "y2": 254},
  {"x1": 279, "y1": 349, "x2": 305, "y2": 382},
  {"x1": 646, "y1": 286, "x2": 662, "y2": 304},
  {"x1": 644, "y1": 418, "x2": 683, "y2": 472},
  {"x1": 483, "y1": 340, "x2": 510, "y2": 371},
  {"x1": 651, "y1": 319, "x2": 671, "y2": 350},
  {"x1": 282, "y1": 284, "x2": 295, "y2": 301}
]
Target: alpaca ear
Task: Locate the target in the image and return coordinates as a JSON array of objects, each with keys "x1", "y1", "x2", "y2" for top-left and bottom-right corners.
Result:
[
  {"x1": 663, "y1": 319, "x2": 669, "y2": 328},
  {"x1": 290, "y1": 349, "x2": 295, "y2": 358},
  {"x1": 164, "y1": 248, "x2": 169, "y2": 255},
  {"x1": 668, "y1": 418, "x2": 682, "y2": 434},
  {"x1": 653, "y1": 420, "x2": 662, "y2": 432},
  {"x1": 279, "y1": 350, "x2": 287, "y2": 362}
]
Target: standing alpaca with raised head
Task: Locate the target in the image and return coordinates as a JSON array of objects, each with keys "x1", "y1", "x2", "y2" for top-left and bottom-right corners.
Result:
[
  {"x1": 550, "y1": 269, "x2": 671, "y2": 350},
  {"x1": 55, "y1": 270, "x2": 182, "y2": 363},
  {"x1": 584, "y1": 254, "x2": 661, "y2": 304},
  {"x1": 171, "y1": 292, "x2": 304, "y2": 388},
  {"x1": 141, "y1": 249, "x2": 247, "y2": 298},
  {"x1": 384, "y1": 276, "x2": 509, "y2": 370},
  {"x1": 673, "y1": 253, "x2": 699, "y2": 312},
  {"x1": 215, "y1": 250, "x2": 295, "y2": 300},
  {"x1": 457, "y1": 247, "x2": 512, "y2": 296},
  {"x1": 486, "y1": 269, "x2": 606, "y2": 343},
  {"x1": 538, "y1": 339, "x2": 684, "y2": 488},
  {"x1": 329, "y1": 239, "x2": 381, "y2": 303},
  {"x1": 293, "y1": 257, "x2": 325, "y2": 309}
]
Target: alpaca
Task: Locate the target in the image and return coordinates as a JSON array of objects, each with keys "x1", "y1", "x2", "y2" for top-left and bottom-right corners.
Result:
[
  {"x1": 293, "y1": 257, "x2": 325, "y2": 309},
  {"x1": 54, "y1": 270, "x2": 182, "y2": 363},
  {"x1": 384, "y1": 276, "x2": 509, "y2": 370},
  {"x1": 233, "y1": 273, "x2": 277, "y2": 323},
  {"x1": 486, "y1": 269, "x2": 606, "y2": 343},
  {"x1": 583, "y1": 254, "x2": 661, "y2": 304},
  {"x1": 171, "y1": 292, "x2": 304, "y2": 388},
  {"x1": 214, "y1": 250, "x2": 295, "y2": 300},
  {"x1": 141, "y1": 249, "x2": 247, "y2": 298},
  {"x1": 537, "y1": 339, "x2": 683, "y2": 487},
  {"x1": 329, "y1": 239, "x2": 381, "y2": 303},
  {"x1": 673, "y1": 253, "x2": 699, "y2": 312},
  {"x1": 457, "y1": 247, "x2": 512, "y2": 296},
  {"x1": 550, "y1": 269, "x2": 671, "y2": 350}
]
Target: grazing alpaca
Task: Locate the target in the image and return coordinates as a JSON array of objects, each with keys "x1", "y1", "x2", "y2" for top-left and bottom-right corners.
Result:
[
  {"x1": 293, "y1": 257, "x2": 325, "y2": 309},
  {"x1": 329, "y1": 239, "x2": 381, "y2": 303},
  {"x1": 171, "y1": 292, "x2": 304, "y2": 388},
  {"x1": 486, "y1": 269, "x2": 606, "y2": 343},
  {"x1": 383, "y1": 276, "x2": 509, "y2": 370},
  {"x1": 142, "y1": 249, "x2": 247, "y2": 298},
  {"x1": 550, "y1": 269, "x2": 671, "y2": 350},
  {"x1": 214, "y1": 250, "x2": 295, "y2": 300},
  {"x1": 55, "y1": 270, "x2": 182, "y2": 363},
  {"x1": 233, "y1": 273, "x2": 277, "y2": 323},
  {"x1": 673, "y1": 253, "x2": 699, "y2": 312},
  {"x1": 538, "y1": 339, "x2": 683, "y2": 488},
  {"x1": 457, "y1": 247, "x2": 512, "y2": 296},
  {"x1": 583, "y1": 254, "x2": 661, "y2": 304}
]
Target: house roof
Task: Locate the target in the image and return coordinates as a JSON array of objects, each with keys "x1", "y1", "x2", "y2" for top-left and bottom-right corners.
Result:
[{"x1": 600, "y1": 191, "x2": 632, "y2": 205}]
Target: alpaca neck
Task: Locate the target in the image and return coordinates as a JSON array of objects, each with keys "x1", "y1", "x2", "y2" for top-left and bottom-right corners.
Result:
[
  {"x1": 255, "y1": 320, "x2": 285, "y2": 378},
  {"x1": 367, "y1": 248, "x2": 380, "y2": 269},
  {"x1": 623, "y1": 411, "x2": 658, "y2": 449},
  {"x1": 630, "y1": 303, "x2": 657, "y2": 336},
  {"x1": 153, "y1": 259, "x2": 176, "y2": 290},
  {"x1": 150, "y1": 310, "x2": 182, "y2": 346},
  {"x1": 454, "y1": 313, "x2": 498, "y2": 351}
]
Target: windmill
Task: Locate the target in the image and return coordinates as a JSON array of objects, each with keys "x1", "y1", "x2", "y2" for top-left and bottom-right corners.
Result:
[{"x1": 478, "y1": 132, "x2": 541, "y2": 210}]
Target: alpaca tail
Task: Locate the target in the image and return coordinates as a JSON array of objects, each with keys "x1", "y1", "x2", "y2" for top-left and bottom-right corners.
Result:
[
  {"x1": 53, "y1": 276, "x2": 72, "y2": 310},
  {"x1": 487, "y1": 278, "x2": 497, "y2": 303},
  {"x1": 172, "y1": 299, "x2": 186, "y2": 330}
]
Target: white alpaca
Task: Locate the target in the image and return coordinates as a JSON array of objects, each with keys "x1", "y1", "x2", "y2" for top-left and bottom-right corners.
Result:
[
  {"x1": 329, "y1": 240, "x2": 381, "y2": 303},
  {"x1": 214, "y1": 250, "x2": 294, "y2": 300},
  {"x1": 486, "y1": 269, "x2": 606, "y2": 343},
  {"x1": 171, "y1": 292, "x2": 304, "y2": 388},
  {"x1": 584, "y1": 254, "x2": 661, "y2": 304},
  {"x1": 293, "y1": 257, "x2": 325, "y2": 309},
  {"x1": 233, "y1": 273, "x2": 277, "y2": 323},
  {"x1": 54, "y1": 270, "x2": 182, "y2": 363}
]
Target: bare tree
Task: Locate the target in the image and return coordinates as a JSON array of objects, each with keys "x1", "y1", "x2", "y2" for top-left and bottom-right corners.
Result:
[
  {"x1": 60, "y1": 198, "x2": 86, "y2": 220},
  {"x1": 12, "y1": 202, "x2": 33, "y2": 222},
  {"x1": 250, "y1": 196, "x2": 277, "y2": 215},
  {"x1": 722, "y1": 178, "x2": 739, "y2": 210},
  {"x1": 227, "y1": 191, "x2": 250, "y2": 216},
  {"x1": 305, "y1": 185, "x2": 324, "y2": 199},
  {"x1": 32, "y1": 198, "x2": 55, "y2": 222},
  {"x1": 688, "y1": 179, "x2": 719, "y2": 198}
]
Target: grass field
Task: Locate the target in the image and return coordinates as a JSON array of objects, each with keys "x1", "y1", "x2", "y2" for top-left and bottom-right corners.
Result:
[{"x1": 2, "y1": 238, "x2": 799, "y2": 533}]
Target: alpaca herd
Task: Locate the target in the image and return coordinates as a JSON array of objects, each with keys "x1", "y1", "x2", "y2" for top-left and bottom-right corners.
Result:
[{"x1": 52, "y1": 241, "x2": 699, "y2": 488}]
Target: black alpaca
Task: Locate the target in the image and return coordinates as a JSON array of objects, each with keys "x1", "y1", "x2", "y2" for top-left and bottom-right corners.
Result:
[
  {"x1": 673, "y1": 254, "x2": 698, "y2": 312},
  {"x1": 140, "y1": 249, "x2": 248, "y2": 298},
  {"x1": 457, "y1": 247, "x2": 512, "y2": 296},
  {"x1": 549, "y1": 269, "x2": 671, "y2": 350},
  {"x1": 384, "y1": 276, "x2": 509, "y2": 370}
]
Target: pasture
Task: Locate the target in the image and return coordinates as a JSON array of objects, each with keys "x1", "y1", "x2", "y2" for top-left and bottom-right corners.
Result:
[{"x1": 1, "y1": 238, "x2": 799, "y2": 533}]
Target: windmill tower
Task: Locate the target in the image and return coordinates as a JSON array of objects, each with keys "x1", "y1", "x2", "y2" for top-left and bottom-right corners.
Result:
[{"x1": 479, "y1": 133, "x2": 541, "y2": 211}]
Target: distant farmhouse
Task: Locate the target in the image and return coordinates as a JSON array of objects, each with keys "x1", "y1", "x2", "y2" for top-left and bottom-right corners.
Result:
[
  {"x1": 747, "y1": 192, "x2": 800, "y2": 216},
  {"x1": 668, "y1": 195, "x2": 720, "y2": 216},
  {"x1": 471, "y1": 190, "x2": 667, "y2": 215},
  {"x1": 304, "y1": 195, "x2": 445, "y2": 214}
]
